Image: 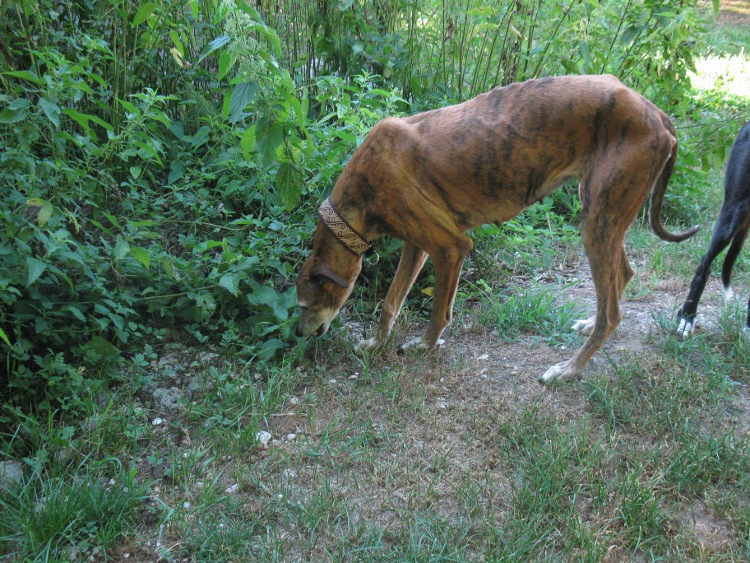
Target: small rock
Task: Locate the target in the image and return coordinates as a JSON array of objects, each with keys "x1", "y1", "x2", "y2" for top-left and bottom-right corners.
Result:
[
  {"x1": 152, "y1": 418, "x2": 164, "y2": 426},
  {"x1": 477, "y1": 354, "x2": 489, "y2": 361},
  {"x1": 286, "y1": 433, "x2": 296, "y2": 442},
  {"x1": 0, "y1": 460, "x2": 24, "y2": 491},
  {"x1": 256, "y1": 430, "x2": 272, "y2": 448},
  {"x1": 289, "y1": 397, "x2": 299, "y2": 405},
  {"x1": 226, "y1": 483, "x2": 239, "y2": 494}
]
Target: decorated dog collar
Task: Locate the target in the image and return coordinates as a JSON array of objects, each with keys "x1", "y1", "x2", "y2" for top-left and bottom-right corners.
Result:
[{"x1": 317, "y1": 197, "x2": 372, "y2": 256}]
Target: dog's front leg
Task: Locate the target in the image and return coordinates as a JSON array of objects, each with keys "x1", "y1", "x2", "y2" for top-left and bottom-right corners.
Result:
[
  {"x1": 399, "y1": 235, "x2": 473, "y2": 353},
  {"x1": 359, "y1": 241, "x2": 428, "y2": 351}
]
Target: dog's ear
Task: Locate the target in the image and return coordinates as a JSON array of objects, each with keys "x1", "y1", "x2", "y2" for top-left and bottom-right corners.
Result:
[{"x1": 311, "y1": 260, "x2": 350, "y2": 288}]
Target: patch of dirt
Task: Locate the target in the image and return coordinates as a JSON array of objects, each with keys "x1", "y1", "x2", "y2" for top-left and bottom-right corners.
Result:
[{"x1": 715, "y1": 0, "x2": 750, "y2": 24}]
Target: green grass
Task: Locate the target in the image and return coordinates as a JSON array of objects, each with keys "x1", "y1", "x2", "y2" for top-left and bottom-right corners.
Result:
[
  {"x1": 471, "y1": 279, "x2": 584, "y2": 346},
  {"x1": 0, "y1": 458, "x2": 148, "y2": 561}
]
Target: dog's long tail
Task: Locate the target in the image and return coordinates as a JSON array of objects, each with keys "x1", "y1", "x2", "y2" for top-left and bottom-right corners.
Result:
[{"x1": 648, "y1": 132, "x2": 701, "y2": 243}]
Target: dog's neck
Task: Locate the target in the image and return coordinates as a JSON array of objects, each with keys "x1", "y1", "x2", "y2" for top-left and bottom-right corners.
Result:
[
  {"x1": 313, "y1": 220, "x2": 363, "y2": 286},
  {"x1": 317, "y1": 196, "x2": 372, "y2": 256}
]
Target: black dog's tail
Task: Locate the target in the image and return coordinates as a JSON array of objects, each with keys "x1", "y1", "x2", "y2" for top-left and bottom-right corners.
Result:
[{"x1": 649, "y1": 128, "x2": 701, "y2": 243}]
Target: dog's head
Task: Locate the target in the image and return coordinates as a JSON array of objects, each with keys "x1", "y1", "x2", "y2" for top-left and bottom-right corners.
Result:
[{"x1": 295, "y1": 256, "x2": 359, "y2": 338}]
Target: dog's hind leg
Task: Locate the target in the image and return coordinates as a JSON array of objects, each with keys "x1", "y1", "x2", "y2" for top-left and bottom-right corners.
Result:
[
  {"x1": 541, "y1": 238, "x2": 629, "y2": 383},
  {"x1": 359, "y1": 241, "x2": 428, "y2": 350},
  {"x1": 572, "y1": 251, "x2": 634, "y2": 336},
  {"x1": 677, "y1": 212, "x2": 746, "y2": 337},
  {"x1": 721, "y1": 225, "x2": 749, "y2": 333},
  {"x1": 541, "y1": 148, "x2": 657, "y2": 383},
  {"x1": 721, "y1": 225, "x2": 748, "y2": 299}
]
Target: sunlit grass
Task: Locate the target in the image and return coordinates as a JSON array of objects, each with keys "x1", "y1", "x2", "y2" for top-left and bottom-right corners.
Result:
[{"x1": 690, "y1": 51, "x2": 750, "y2": 98}]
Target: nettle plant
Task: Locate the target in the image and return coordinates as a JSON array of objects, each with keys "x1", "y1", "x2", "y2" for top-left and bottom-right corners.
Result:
[{"x1": 0, "y1": 2, "x2": 315, "y2": 421}]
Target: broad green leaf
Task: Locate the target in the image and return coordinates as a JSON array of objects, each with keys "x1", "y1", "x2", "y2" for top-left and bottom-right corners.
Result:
[
  {"x1": 130, "y1": 166, "x2": 142, "y2": 179},
  {"x1": 277, "y1": 162, "x2": 303, "y2": 210},
  {"x1": 130, "y1": 247, "x2": 151, "y2": 269},
  {"x1": 37, "y1": 202, "x2": 54, "y2": 227},
  {"x1": 189, "y1": 0, "x2": 199, "y2": 20},
  {"x1": 219, "y1": 273, "x2": 240, "y2": 296},
  {"x1": 117, "y1": 98, "x2": 140, "y2": 115},
  {"x1": 89, "y1": 335, "x2": 119, "y2": 356},
  {"x1": 26, "y1": 257, "x2": 47, "y2": 287},
  {"x1": 197, "y1": 35, "x2": 231, "y2": 65},
  {"x1": 258, "y1": 338, "x2": 285, "y2": 360},
  {"x1": 218, "y1": 51, "x2": 232, "y2": 81},
  {"x1": 65, "y1": 305, "x2": 87, "y2": 322},
  {"x1": 240, "y1": 124, "x2": 257, "y2": 160},
  {"x1": 248, "y1": 22, "x2": 282, "y2": 58},
  {"x1": 191, "y1": 126, "x2": 210, "y2": 148},
  {"x1": 114, "y1": 235, "x2": 131, "y2": 261},
  {"x1": 248, "y1": 283, "x2": 278, "y2": 307},
  {"x1": 103, "y1": 213, "x2": 124, "y2": 231},
  {"x1": 228, "y1": 82, "x2": 258, "y2": 123},
  {"x1": 132, "y1": 2, "x2": 156, "y2": 26},
  {"x1": 87, "y1": 114, "x2": 114, "y2": 131},
  {"x1": 0, "y1": 99, "x2": 30, "y2": 123},
  {"x1": 62, "y1": 108, "x2": 92, "y2": 135},
  {"x1": 134, "y1": 141, "x2": 162, "y2": 164},
  {"x1": 257, "y1": 121, "x2": 283, "y2": 167},
  {"x1": 3, "y1": 70, "x2": 45, "y2": 85},
  {"x1": 39, "y1": 98, "x2": 61, "y2": 128},
  {"x1": 168, "y1": 160, "x2": 186, "y2": 184}
]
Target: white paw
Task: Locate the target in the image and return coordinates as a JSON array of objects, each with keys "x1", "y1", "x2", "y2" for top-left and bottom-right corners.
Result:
[
  {"x1": 723, "y1": 285, "x2": 735, "y2": 303},
  {"x1": 539, "y1": 360, "x2": 579, "y2": 384},
  {"x1": 398, "y1": 337, "x2": 445, "y2": 354},
  {"x1": 356, "y1": 337, "x2": 380, "y2": 354},
  {"x1": 571, "y1": 316, "x2": 595, "y2": 336},
  {"x1": 677, "y1": 318, "x2": 695, "y2": 339}
]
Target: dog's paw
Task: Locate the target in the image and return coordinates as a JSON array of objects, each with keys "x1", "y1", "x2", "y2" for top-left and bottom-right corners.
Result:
[
  {"x1": 676, "y1": 317, "x2": 695, "y2": 339},
  {"x1": 397, "y1": 337, "x2": 445, "y2": 355},
  {"x1": 356, "y1": 337, "x2": 380, "y2": 354},
  {"x1": 723, "y1": 285, "x2": 735, "y2": 303},
  {"x1": 571, "y1": 316, "x2": 595, "y2": 336},
  {"x1": 539, "y1": 360, "x2": 580, "y2": 384}
]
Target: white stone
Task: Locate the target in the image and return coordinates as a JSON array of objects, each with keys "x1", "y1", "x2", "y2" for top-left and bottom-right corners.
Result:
[{"x1": 256, "y1": 430, "x2": 272, "y2": 448}]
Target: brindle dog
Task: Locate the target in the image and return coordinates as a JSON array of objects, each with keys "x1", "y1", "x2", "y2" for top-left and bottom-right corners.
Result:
[{"x1": 296, "y1": 75, "x2": 699, "y2": 383}]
